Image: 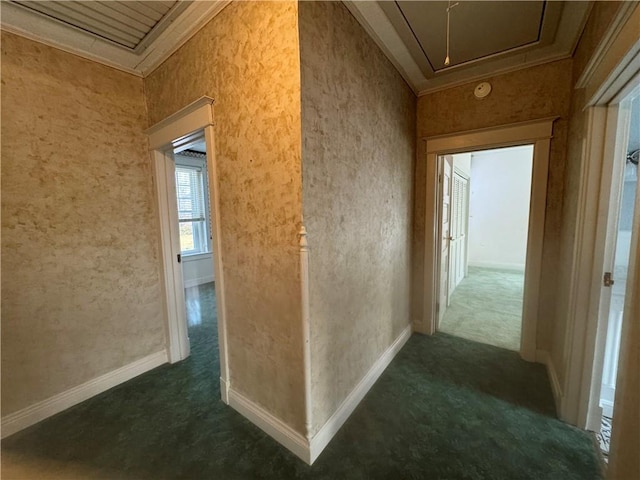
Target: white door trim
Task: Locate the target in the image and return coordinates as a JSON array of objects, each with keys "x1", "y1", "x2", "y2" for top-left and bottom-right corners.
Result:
[
  {"x1": 559, "y1": 1, "x2": 639, "y2": 426},
  {"x1": 419, "y1": 117, "x2": 556, "y2": 362},
  {"x1": 562, "y1": 76, "x2": 640, "y2": 427},
  {"x1": 146, "y1": 96, "x2": 230, "y2": 403},
  {"x1": 152, "y1": 149, "x2": 190, "y2": 362}
]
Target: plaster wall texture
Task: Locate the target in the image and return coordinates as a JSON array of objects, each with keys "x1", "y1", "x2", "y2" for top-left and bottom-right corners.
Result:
[
  {"x1": 1, "y1": 32, "x2": 164, "y2": 415},
  {"x1": 468, "y1": 146, "x2": 533, "y2": 270},
  {"x1": 415, "y1": 59, "x2": 573, "y2": 351},
  {"x1": 144, "y1": 1, "x2": 305, "y2": 432},
  {"x1": 298, "y1": 1, "x2": 416, "y2": 435}
]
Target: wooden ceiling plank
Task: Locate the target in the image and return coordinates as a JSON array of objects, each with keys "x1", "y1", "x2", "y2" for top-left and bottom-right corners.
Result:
[
  {"x1": 70, "y1": 2, "x2": 150, "y2": 37},
  {"x1": 107, "y1": 1, "x2": 164, "y2": 24},
  {"x1": 79, "y1": 1, "x2": 154, "y2": 33},
  {"x1": 18, "y1": 1, "x2": 140, "y2": 48},
  {"x1": 144, "y1": 1, "x2": 176, "y2": 17}
]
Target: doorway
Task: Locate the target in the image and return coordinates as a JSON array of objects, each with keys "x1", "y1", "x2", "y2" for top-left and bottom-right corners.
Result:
[
  {"x1": 146, "y1": 97, "x2": 230, "y2": 404},
  {"x1": 419, "y1": 118, "x2": 555, "y2": 362},
  {"x1": 587, "y1": 85, "x2": 639, "y2": 461},
  {"x1": 437, "y1": 145, "x2": 534, "y2": 352},
  {"x1": 173, "y1": 138, "x2": 217, "y2": 354}
]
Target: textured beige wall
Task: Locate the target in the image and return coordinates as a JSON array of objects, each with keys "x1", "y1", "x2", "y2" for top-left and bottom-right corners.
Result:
[
  {"x1": 1, "y1": 32, "x2": 165, "y2": 415},
  {"x1": 415, "y1": 60, "x2": 573, "y2": 353},
  {"x1": 299, "y1": 1, "x2": 416, "y2": 434},
  {"x1": 144, "y1": 1, "x2": 305, "y2": 432}
]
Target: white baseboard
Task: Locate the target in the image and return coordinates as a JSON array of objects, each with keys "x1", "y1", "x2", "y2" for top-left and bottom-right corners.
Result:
[
  {"x1": 468, "y1": 261, "x2": 525, "y2": 272},
  {"x1": 1, "y1": 350, "x2": 168, "y2": 439},
  {"x1": 183, "y1": 274, "x2": 215, "y2": 288},
  {"x1": 226, "y1": 325, "x2": 412, "y2": 465},
  {"x1": 536, "y1": 350, "x2": 563, "y2": 414},
  {"x1": 220, "y1": 377, "x2": 230, "y2": 405},
  {"x1": 309, "y1": 325, "x2": 412, "y2": 463},
  {"x1": 227, "y1": 388, "x2": 310, "y2": 464}
]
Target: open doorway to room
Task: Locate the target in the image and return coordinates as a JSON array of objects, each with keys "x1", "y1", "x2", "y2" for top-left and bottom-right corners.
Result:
[
  {"x1": 587, "y1": 85, "x2": 639, "y2": 462},
  {"x1": 421, "y1": 118, "x2": 554, "y2": 363},
  {"x1": 437, "y1": 145, "x2": 534, "y2": 352},
  {"x1": 146, "y1": 97, "x2": 230, "y2": 403}
]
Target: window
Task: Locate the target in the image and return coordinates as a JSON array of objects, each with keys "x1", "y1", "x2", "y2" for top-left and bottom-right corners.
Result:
[{"x1": 175, "y1": 159, "x2": 210, "y2": 255}]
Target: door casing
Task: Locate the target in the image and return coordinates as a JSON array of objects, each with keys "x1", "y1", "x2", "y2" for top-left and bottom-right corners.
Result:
[
  {"x1": 563, "y1": 76, "x2": 640, "y2": 428},
  {"x1": 418, "y1": 118, "x2": 556, "y2": 362},
  {"x1": 146, "y1": 96, "x2": 230, "y2": 404}
]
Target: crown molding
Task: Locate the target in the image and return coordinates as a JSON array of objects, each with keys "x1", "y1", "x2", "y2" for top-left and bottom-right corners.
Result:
[
  {"x1": 345, "y1": 0, "x2": 591, "y2": 96},
  {"x1": 575, "y1": 2, "x2": 639, "y2": 90},
  {"x1": 0, "y1": 1, "x2": 231, "y2": 77}
]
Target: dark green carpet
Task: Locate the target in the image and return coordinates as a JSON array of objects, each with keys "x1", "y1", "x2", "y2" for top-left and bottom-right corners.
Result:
[{"x1": 2, "y1": 283, "x2": 602, "y2": 479}]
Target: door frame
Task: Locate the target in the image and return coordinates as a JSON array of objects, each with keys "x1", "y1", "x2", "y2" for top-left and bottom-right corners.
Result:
[
  {"x1": 146, "y1": 96, "x2": 230, "y2": 404},
  {"x1": 559, "y1": 1, "x2": 640, "y2": 433},
  {"x1": 562, "y1": 75, "x2": 640, "y2": 428},
  {"x1": 419, "y1": 117, "x2": 556, "y2": 362}
]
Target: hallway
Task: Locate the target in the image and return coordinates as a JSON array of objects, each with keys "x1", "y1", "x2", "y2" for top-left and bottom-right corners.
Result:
[{"x1": 2, "y1": 283, "x2": 601, "y2": 479}]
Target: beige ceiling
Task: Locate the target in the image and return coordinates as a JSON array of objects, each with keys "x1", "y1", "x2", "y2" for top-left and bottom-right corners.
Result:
[
  {"x1": 391, "y1": 1, "x2": 550, "y2": 72},
  {"x1": 345, "y1": 1, "x2": 592, "y2": 94}
]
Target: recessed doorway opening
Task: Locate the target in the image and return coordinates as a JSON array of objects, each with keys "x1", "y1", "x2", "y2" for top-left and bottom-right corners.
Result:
[
  {"x1": 437, "y1": 145, "x2": 534, "y2": 352},
  {"x1": 419, "y1": 118, "x2": 555, "y2": 363},
  {"x1": 146, "y1": 97, "x2": 230, "y2": 404}
]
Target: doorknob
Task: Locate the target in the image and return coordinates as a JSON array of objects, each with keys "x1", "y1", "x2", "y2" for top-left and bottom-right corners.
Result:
[
  {"x1": 448, "y1": 236, "x2": 453, "y2": 241},
  {"x1": 603, "y1": 272, "x2": 614, "y2": 287}
]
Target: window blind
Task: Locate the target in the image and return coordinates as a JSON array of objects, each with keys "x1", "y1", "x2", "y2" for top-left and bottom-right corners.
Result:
[{"x1": 175, "y1": 166, "x2": 206, "y2": 223}]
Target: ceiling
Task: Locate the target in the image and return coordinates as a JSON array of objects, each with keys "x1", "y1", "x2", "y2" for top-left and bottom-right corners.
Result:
[
  {"x1": 1, "y1": 1, "x2": 591, "y2": 90},
  {"x1": 10, "y1": 1, "x2": 190, "y2": 52},
  {"x1": 344, "y1": 1, "x2": 592, "y2": 94},
  {"x1": 1, "y1": 0, "x2": 230, "y2": 75}
]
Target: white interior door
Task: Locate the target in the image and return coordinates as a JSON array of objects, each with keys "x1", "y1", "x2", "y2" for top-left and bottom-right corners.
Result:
[
  {"x1": 438, "y1": 156, "x2": 453, "y2": 326},
  {"x1": 153, "y1": 149, "x2": 191, "y2": 363},
  {"x1": 449, "y1": 171, "x2": 469, "y2": 301}
]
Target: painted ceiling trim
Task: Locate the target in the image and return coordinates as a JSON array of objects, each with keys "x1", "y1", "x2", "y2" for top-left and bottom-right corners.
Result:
[
  {"x1": 344, "y1": 1, "x2": 592, "y2": 96},
  {"x1": 0, "y1": 0, "x2": 231, "y2": 77}
]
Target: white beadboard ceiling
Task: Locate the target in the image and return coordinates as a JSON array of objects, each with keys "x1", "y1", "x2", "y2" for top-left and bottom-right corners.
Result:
[
  {"x1": 2, "y1": 0, "x2": 591, "y2": 91},
  {"x1": 11, "y1": 1, "x2": 188, "y2": 52},
  {"x1": 0, "y1": 0, "x2": 230, "y2": 76}
]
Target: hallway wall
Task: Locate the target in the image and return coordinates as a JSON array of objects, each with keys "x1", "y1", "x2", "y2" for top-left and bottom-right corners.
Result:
[
  {"x1": 1, "y1": 33, "x2": 164, "y2": 416},
  {"x1": 144, "y1": 1, "x2": 305, "y2": 432},
  {"x1": 415, "y1": 59, "x2": 573, "y2": 352},
  {"x1": 299, "y1": 1, "x2": 416, "y2": 435}
]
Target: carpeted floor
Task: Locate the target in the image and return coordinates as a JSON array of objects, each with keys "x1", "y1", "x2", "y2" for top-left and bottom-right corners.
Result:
[
  {"x1": 2, "y1": 282, "x2": 602, "y2": 480},
  {"x1": 439, "y1": 267, "x2": 524, "y2": 351}
]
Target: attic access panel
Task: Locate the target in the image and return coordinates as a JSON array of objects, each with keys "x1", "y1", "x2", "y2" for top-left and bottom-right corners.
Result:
[
  {"x1": 10, "y1": 1, "x2": 190, "y2": 52},
  {"x1": 383, "y1": 1, "x2": 560, "y2": 75}
]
